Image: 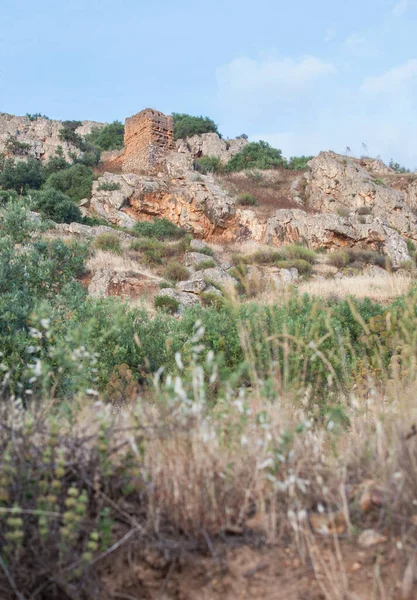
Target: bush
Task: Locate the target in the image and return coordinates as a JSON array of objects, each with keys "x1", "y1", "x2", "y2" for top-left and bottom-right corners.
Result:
[
  {"x1": 194, "y1": 156, "x2": 223, "y2": 174},
  {"x1": 43, "y1": 147, "x2": 70, "y2": 178},
  {"x1": 237, "y1": 193, "x2": 257, "y2": 206},
  {"x1": 94, "y1": 233, "x2": 122, "y2": 254},
  {"x1": 173, "y1": 113, "x2": 219, "y2": 140},
  {"x1": 98, "y1": 181, "x2": 121, "y2": 191},
  {"x1": 0, "y1": 189, "x2": 18, "y2": 204},
  {"x1": 32, "y1": 188, "x2": 82, "y2": 223},
  {"x1": 276, "y1": 259, "x2": 312, "y2": 275},
  {"x1": 0, "y1": 157, "x2": 44, "y2": 193},
  {"x1": 86, "y1": 121, "x2": 124, "y2": 151},
  {"x1": 282, "y1": 244, "x2": 317, "y2": 264},
  {"x1": 286, "y1": 155, "x2": 314, "y2": 170},
  {"x1": 249, "y1": 249, "x2": 284, "y2": 264},
  {"x1": 164, "y1": 262, "x2": 190, "y2": 282},
  {"x1": 59, "y1": 120, "x2": 84, "y2": 149},
  {"x1": 389, "y1": 159, "x2": 410, "y2": 174},
  {"x1": 154, "y1": 294, "x2": 180, "y2": 313},
  {"x1": 197, "y1": 245, "x2": 215, "y2": 257},
  {"x1": 195, "y1": 259, "x2": 216, "y2": 271},
  {"x1": 130, "y1": 238, "x2": 165, "y2": 264},
  {"x1": 134, "y1": 218, "x2": 186, "y2": 240},
  {"x1": 44, "y1": 163, "x2": 93, "y2": 202},
  {"x1": 372, "y1": 177, "x2": 385, "y2": 187},
  {"x1": 328, "y1": 250, "x2": 350, "y2": 269},
  {"x1": 225, "y1": 141, "x2": 286, "y2": 172},
  {"x1": 201, "y1": 291, "x2": 225, "y2": 309}
]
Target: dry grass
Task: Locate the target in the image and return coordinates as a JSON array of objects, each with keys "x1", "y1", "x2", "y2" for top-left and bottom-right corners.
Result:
[
  {"x1": 297, "y1": 273, "x2": 411, "y2": 303},
  {"x1": 219, "y1": 170, "x2": 304, "y2": 216},
  {"x1": 86, "y1": 250, "x2": 162, "y2": 281}
]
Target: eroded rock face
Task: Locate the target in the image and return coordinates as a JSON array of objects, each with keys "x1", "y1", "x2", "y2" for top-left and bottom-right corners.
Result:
[
  {"x1": 88, "y1": 270, "x2": 160, "y2": 299},
  {"x1": 90, "y1": 171, "x2": 236, "y2": 237},
  {"x1": 304, "y1": 152, "x2": 417, "y2": 240},
  {"x1": 176, "y1": 133, "x2": 248, "y2": 164},
  {"x1": 230, "y1": 208, "x2": 410, "y2": 267},
  {"x1": 0, "y1": 113, "x2": 104, "y2": 162}
]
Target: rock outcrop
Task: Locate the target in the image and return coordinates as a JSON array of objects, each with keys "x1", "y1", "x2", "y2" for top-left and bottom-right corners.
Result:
[
  {"x1": 232, "y1": 209, "x2": 411, "y2": 267},
  {"x1": 176, "y1": 133, "x2": 248, "y2": 164},
  {"x1": 304, "y1": 152, "x2": 417, "y2": 241},
  {"x1": 0, "y1": 113, "x2": 104, "y2": 161},
  {"x1": 88, "y1": 170, "x2": 236, "y2": 238}
]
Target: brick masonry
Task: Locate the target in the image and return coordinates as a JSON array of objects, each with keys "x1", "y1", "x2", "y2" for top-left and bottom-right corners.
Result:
[{"x1": 122, "y1": 108, "x2": 174, "y2": 175}]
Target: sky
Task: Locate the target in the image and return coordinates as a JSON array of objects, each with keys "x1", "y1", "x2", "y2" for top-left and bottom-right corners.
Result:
[{"x1": 1, "y1": 0, "x2": 417, "y2": 167}]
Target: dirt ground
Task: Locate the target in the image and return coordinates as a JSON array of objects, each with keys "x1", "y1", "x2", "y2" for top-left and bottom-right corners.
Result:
[{"x1": 101, "y1": 535, "x2": 408, "y2": 600}]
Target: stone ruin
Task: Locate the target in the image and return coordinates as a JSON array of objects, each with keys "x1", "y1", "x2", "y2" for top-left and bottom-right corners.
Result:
[{"x1": 122, "y1": 108, "x2": 174, "y2": 175}]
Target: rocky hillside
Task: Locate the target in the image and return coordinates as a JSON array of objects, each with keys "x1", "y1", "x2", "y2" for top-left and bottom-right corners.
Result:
[
  {"x1": 0, "y1": 112, "x2": 104, "y2": 161},
  {"x1": 2, "y1": 107, "x2": 417, "y2": 310}
]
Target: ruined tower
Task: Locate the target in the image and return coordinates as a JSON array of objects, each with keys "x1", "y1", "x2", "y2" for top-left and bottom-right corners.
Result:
[{"x1": 122, "y1": 108, "x2": 174, "y2": 175}]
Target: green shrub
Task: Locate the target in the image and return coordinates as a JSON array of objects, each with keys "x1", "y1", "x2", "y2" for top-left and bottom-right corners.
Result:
[
  {"x1": 130, "y1": 238, "x2": 164, "y2": 264},
  {"x1": 276, "y1": 259, "x2": 312, "y2": 275},
  {"x1": 0, "y1": 157, "x2": 44, "y2": 193},
  {"x1": 32, "y1": 188, "x2": 82, "y2": 223},
  {"x1": 237, "y1": 193, "x2": 257, "y2": 206},
  {"x1": 197, "y1": 245, "x2": 215, "y2": 257},
  {"x1": 134, "y1": 218, "x2": 186, "y2": 240},
  {"x1": 159, "y1": 280, "x2": 172, "y2": 289},
  {"x1": 173, "y1": 113, "x2": 219, "y2": 140},
  {"x1": 94, "y1": 233, "x2": 122, "y2": 254},
  {"x1": 225, "y1": 141, "x2": 286, "y2": 172},
  {"x1": 328, "y1": 250, "x2": 350, "y2": 269},
  {"x1": 195, "y1": 259, "x2": 216, "y2": 271},
  {"x1": 201, "y1": 291, "x2": 225, "y2": 309},
  {"x1": 164, "y1": 262, "x2": 190, "y2": 282},
  {"x1": 250, "y1": 249, "x2": 284, "y2": 264},
  {"x1": 58, "y1": 120, "x2": 84, "y2": 148},
  {"x1": 98, "y1": 181, "x2": 121, "y2": 191},
  {"x1": 389, "y1": 159, "x2": 410, "y2": 174},
  {"x1": 194, "y1": 156, "x2": 223, "y2": 174},
  {"x1": 86, "y1": 121, "x2": 124, "y2": 151},
  {"x1": 286, "y1": 155, "x2": 314, "y2": 170},
  {"x1": 406, "y1": 239, "x2": 416, "y2": 255},
  {"x1": 282, "y1": 244, "x2": 317, "y2": 264},
  {"x1": 154, "y1": 295, "x2": 180, "y2": 314},
  {"x1": 372, "y1": 177, "x2": 386, "y2": 187},
  {"x1": 26, "y1": 112, "x2": 49, "y2": 121},
  {"x1": 0, "y1": 189, "x2": 18, "y2": 204},
  {"x1": 43, "y1": 147, "x2": 70, "y2": 178},
  {"x1": 44, "y1": 163, "x2": 93, "y2": 202}
]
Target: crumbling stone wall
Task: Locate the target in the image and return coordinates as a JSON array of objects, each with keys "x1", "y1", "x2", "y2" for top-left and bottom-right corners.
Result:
[{"x1": 122, "y1": 109, "x2": 174, "y2": 175}]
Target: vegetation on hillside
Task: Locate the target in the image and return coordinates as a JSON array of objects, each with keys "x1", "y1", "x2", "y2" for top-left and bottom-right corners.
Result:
[
  {"x1": 86, "y1": 120, "x2": 125, "y2": 151},
  {"x1": 172, "y1": 113, "x2": 220, "y2": 140}
]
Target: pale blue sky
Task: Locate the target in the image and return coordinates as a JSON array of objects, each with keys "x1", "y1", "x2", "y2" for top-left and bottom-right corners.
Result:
[{"x1": 1, "y1": 0, "x2": 417, "y2": 166}]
